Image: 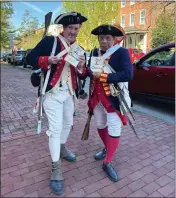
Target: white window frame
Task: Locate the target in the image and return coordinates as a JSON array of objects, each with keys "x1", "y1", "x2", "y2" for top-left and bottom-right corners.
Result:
[
  {"x1": 121, "y1": 15, "x2": 125, "y2": 27},
  {"x1": 130, "y1": 0, "x2": 135, "y2": 5},
  {"x1": 121, "y1": 0, "x2": 126, "y2": 8},
  {"x1": 140, "y1": 9, "x2": 146, "y2": 25},
  {"x1": 130, "y1": 13, "x2": 135, "y2": 26}
]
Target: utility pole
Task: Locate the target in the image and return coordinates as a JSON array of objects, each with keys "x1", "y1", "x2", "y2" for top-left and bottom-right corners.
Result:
[{"x1": 9, "y1": 34, "x2": 15, "y2": 53}]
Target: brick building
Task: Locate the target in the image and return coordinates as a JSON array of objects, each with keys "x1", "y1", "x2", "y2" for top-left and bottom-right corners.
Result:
[{"x1": 120, "y1": 1, "x2": 175, "y2": 53}]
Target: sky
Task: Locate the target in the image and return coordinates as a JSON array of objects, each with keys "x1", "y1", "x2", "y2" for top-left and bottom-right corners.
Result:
[{"x1": 11, "y1": 1, "x2": 64, "y2": 30}]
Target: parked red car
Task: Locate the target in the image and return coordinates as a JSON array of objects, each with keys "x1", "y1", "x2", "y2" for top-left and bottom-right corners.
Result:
[
  {"x1": 129, "y1": 43, "x2": 175, "y2": 103},
  {"x1": 128, "y1": 48, "x2": 145, "y2": 63}
]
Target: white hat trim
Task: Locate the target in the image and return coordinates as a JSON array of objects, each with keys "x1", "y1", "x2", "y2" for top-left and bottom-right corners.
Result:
[{"x1": 55, "y1": 12, "x2": 77, "y2": 24}]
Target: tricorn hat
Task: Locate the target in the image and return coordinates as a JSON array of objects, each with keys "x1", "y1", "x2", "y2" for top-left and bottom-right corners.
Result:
[
  {"x1": 54, "y1": 11, "x2": 87, "y2": 25},
  {"x1": 91, "y1": 24, "x2": 125, "y2": 37}
]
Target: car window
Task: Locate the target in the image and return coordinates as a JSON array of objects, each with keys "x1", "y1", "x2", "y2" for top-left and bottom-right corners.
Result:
[
  {"x1": 133, "y1": 49, "x2": 143, "y2": 54},
  {"x1": 142, "y1": 47, "x2": 175, "y2": 67},
  {"x1": 17, "y1": 51, "x2": 26, "y2": 56}
]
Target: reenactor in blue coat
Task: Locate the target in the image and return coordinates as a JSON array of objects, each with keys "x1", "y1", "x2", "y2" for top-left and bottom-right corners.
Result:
[
  {"x1": 27, "y1": 12, "x2": 87, "y2": 195},
  {"x1": 87, "y1": 24, "x2": 133, "y2": 182}
]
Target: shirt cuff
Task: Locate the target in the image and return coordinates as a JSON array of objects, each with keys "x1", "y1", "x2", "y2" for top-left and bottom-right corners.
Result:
[
  {"x1": 38, "y1": 56, "x2": 49, "y2": 70},
  {"x1": 100, "y1": 72, "x2": 108, "y2": 82}
]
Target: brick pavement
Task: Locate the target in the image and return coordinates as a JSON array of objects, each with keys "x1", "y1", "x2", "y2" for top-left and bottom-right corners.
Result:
[{"x1": 1, "y1": 65, "x2": 175, "y2": 197}]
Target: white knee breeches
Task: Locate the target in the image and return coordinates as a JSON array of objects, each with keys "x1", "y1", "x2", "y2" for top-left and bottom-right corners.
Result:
[
  {"x1": 93, "y1": 103, "x2": 122, "y2": 137},
  {"x1": 43, "y1": 88, "x2": 74, "y2": 162}
]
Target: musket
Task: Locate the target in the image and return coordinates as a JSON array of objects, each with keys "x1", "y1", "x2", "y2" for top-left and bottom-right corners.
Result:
[
  {"x1": 81, "y1": 110, "x2": 93, "y2": 140},
  {"x1": 37, "y1": 12, "x2": 52, "y2": 135}
]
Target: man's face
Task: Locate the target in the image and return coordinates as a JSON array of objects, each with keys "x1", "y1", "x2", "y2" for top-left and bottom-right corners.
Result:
[
  {"x1": 63, "y1": 24, "x2": 81, "y2": 43},
  {"x1": 98, "y1": 35, "x2": 115, "y2": 51}
]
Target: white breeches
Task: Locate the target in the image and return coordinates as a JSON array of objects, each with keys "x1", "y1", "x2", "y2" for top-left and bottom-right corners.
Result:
[
  {"x1": 93, "y1": 103, "x2": 122, "y2": 137},
  {"x1": 43, "y1": 88, "x2": 74, "y2": 162}
]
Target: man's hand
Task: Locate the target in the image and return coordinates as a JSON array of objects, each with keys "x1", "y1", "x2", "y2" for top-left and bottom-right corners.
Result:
[
  {"x1": 77, "y1": 55, "x2": 85, "y2": 70},
  {"x1": 93, "y1": 72, "x2": 101, "y2": 79},
  {"x1": 48, "y1": 56, "x2": 60, "y2": 65}
]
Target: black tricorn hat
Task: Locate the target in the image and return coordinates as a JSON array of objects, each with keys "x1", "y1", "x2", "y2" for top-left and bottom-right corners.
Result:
[
  {"x1": 54, "y1": 11, "x2": 87, "y2": 25},
  {"x1": 91, "y1": 24, "x2": 125, "y2": 37}
]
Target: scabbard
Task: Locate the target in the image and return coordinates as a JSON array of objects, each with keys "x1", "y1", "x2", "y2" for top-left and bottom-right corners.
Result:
[{"x1": 118, "y1": 96, "x2": 139, "y2": 139}]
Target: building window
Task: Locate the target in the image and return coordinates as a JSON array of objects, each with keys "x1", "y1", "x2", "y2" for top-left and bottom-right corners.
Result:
[
  {"x1": 130, "y1": 0, "x2": 135, "y2": 5},
  {"x1": 121, "y1": 15, "x2": 125, "y2": 27},
  {"x1": 121, "y1": 0, "x2": 126, "y2": 8},
  {"x1": 140, "y1": 10, "x2": 146, "y2": 25},
  {"x1": 130, "y1": 13, "x2": 135, "y2": 26}
]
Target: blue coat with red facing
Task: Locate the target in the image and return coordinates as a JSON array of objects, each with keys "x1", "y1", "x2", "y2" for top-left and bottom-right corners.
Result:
[{"x1": 27, "y1": 36, "x2": 86, "y2": 96}]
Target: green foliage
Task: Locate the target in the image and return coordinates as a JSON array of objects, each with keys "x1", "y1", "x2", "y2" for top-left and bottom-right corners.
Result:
[
  {"x1": 62, "y1": 0, "x2": 120, "y2": 50},
  {"x1": 20, "y1": 9, "x2": 39, "y2": 37},
  {"x1": 15, "y1": 31, "x2": 44, "y2": 50},
  {"x1": 151, "y1": 13, "x2": 175, "y2": 48},
  {"x1": 1, "y1": 1, "x2": 14, "y2": 49}
]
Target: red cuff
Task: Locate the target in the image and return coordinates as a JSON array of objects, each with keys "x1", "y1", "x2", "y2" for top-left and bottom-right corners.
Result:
[
  {"x1": 77, "y1": 65, "x2": 87, "y2": 77},
  {"x1": 38, "y1": 56, "x2": 49, "y2": 70},
  {"x1": 100, "y1": 72, "x2": 108, "y2": 82}
]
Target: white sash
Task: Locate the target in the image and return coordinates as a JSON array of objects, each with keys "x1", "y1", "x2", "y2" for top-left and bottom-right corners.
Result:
[
  {"x1": 90, "y1": 44, "x2": 121, "y2": 72},
  {"x1": 101, "y1": 44, "x2": 121, "y2": 60},
  {"x1": 42, "y1": 36, "x2": 75, "y2": 95}
]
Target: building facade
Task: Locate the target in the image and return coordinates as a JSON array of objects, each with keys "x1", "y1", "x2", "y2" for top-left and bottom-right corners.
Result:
[
  {"x1": 120, "y1": 1, "x2": 153, "y2": 53},
  {"x1": 120, "y1": 1, "x2": 175, "y2": 53}
]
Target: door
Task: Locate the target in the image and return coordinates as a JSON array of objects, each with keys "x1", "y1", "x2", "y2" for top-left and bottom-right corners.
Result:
[{"x1": 130, "y1": 46, "x2": 175, "y2": 98}]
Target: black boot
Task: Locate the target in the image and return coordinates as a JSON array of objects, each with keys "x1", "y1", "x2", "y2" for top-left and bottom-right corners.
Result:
[
  {"x1": 60, "y1": 144, "x2": 76, "y2": 162},
  {"x1": 50, "y1": 161, "x2": 64, "y2": 195},
  {"x1": 102, "y1": 163, "x2": 119, "y2": 182},
  {"x1": 94, "y1": 148, "x2": 106, "y2": 160}
]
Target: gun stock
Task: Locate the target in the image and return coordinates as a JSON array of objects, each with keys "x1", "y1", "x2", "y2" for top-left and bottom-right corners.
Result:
[{"x1": 81, "y1": 111, "x2": 93, "y2": 140}]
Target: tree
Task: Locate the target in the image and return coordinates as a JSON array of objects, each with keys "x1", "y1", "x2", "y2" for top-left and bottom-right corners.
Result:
[
  {"x1": 62, "y1": 0, "x2": 120, "y2": 50},
  {"x1": 151, "y1": 13, "x2": 175, "y2": 48},
  {"x1": 1, "y1": 1, "x2": 14, "y2": 49},
  {"x1": 20, "y1": 9, "x2": 39, "y2": 36}
]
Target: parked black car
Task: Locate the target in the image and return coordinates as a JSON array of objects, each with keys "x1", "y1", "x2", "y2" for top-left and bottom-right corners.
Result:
[{"x1": 22, "y1": 49, "x2": 32, "y2": 68}]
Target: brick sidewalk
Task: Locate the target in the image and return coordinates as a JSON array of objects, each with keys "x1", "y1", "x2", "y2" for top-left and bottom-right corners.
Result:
[{"x1": 1, "y1": 65, "x2": 175, "y2": 197}]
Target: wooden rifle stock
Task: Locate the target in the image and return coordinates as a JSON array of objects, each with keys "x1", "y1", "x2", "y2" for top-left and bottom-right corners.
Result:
[{"x1": 81, "y1": 110, "x2": 93, "y2": 140}]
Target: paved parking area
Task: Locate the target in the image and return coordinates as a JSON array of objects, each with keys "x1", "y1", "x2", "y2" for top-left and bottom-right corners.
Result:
[{"x1": 1, "y1": 65, "x2": 175, "y2": 197}]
